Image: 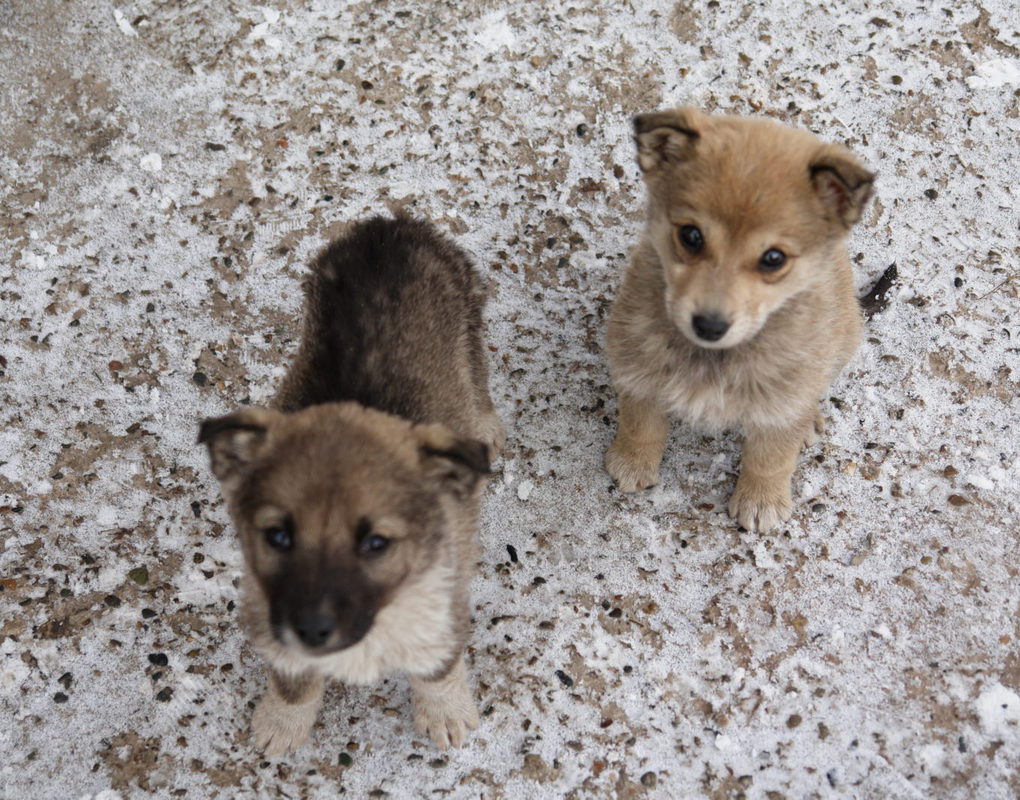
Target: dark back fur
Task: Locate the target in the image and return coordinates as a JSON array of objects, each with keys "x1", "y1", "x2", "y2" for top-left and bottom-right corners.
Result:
[{"x1": 276, "y1": 214, "x2": 488, "y2": 433}]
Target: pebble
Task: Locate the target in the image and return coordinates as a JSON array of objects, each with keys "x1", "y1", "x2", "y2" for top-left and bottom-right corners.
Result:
[
  {"x1": 555, "y1": 669, "x2": 574, "y2": 687},
  {"x1": 53, "y1": 692, "x2": 68, "y2": 703},
  {"x1": 155, "y1": 687, "x2": 173, "y2": 702},
  {"x1": 148, "y1": 653, "x2": 169, "y2": 667}
]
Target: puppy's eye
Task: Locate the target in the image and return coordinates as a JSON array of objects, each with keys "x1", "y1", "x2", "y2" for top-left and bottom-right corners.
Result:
[
  {"x1": 359, "y1": 533, "x2": 391, "y2": 557},
  {"x1": 759, "y1": 248, "x2": 787, "y2": 272},
  {"x1": 675, "y1": 225, "x2": 704, "y2": 254},
  {"x1": 264, "y1": 526, "x2": 293, "y2": 552}
]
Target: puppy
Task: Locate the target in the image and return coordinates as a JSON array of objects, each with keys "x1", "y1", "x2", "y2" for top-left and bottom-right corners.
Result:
[
  {"x1": 199, "y1": 214, "x2": 504, "y2": 753},
  {"x1": 605, "y1": 108, "x2": 874, "y2": 532}
]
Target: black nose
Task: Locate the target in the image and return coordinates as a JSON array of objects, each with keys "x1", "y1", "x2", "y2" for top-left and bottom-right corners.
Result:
[
  {"x1": 294, "y1": 611, "x2": 336, "y2": 648},
  {"x1": 692, "y1": 314, "x2": 730, "y2": 342}
]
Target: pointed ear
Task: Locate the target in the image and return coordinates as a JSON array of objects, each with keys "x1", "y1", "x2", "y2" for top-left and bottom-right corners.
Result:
[
  {"x1": 632, "y1": 108, "x2": 703, "y2": 172},
  {"x1": 198, "y1": 408, "x2": 280, "y2": 484},
  {"x1": 415, "y1": 423, "x2": 491, "y2": 498},
  {"x1": 810, "y1": 145, "x2": 875, "y2": 227}
]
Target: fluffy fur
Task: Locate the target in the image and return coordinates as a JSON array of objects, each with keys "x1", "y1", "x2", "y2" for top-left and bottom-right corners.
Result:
[
  {"x1": 606, "y1": 107, "x2": 874, "y2": 532},
  {"x1": 200, "y1": 214, "x2": 503, "y2": 753}
]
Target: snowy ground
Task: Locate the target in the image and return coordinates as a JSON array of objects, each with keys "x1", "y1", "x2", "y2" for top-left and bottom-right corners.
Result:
[{"x1": 1, "y1": 1, "x2": 1019, "y2": 798}]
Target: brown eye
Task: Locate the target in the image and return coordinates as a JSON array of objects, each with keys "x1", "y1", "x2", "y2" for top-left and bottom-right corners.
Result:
[
  {"x1": 675, "y1": 225, "x2": 704, "y2": 254},
  {"x1": 759, "y1": 248, "x2": 787, "y2": 272}
]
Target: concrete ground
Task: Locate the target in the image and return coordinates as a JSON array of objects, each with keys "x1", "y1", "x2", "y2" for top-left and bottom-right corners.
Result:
[{"x1": 1, "y1": 1, "x2": 1018, "y2": 798}]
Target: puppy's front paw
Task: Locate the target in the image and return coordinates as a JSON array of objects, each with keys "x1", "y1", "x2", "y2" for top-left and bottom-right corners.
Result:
[
  {"x1": 478, "y1": 412, "x2": 507, "y2": 457},
  {"x1": 251, "y1": 693, "x2": 318, "y2": 756},
  {"x1": 728, "y1": 475, "x2": 794, "y2": 532},
  {"x1": 412, "y1": 677, "x2": 479, "y2": 749},
  {"x1": 605, "y1": 440, "x2": 661, "y2": 492},
  {"x1": 802, "y1": 410, "x2": 826, "y2": 448}
]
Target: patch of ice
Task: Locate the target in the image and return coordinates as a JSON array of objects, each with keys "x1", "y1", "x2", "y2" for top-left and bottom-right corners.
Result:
[
  {"x1": 140, "y1": 153, "x2": 163, "y2": 172},
  {"x1": 965, "y1": 473, "x2": 995, "y2": 491},
  {"x1": 975, "y1": 683, "x2": 1020, "y2": 737},
  {"x1": 473, "y1": 13, "x2": 516, "y2": 52},
  {"x1": 967, "y1": 59, "x2": 1020, "y2": 89},
  {"x1": 517, "y1": 479, "x2": 534, "y2": 501},
  {"x1": 918, "y1": 743, "x2": 946, "y2": 776},
  {"x1": 113, "y1": 9, "x2": 137, "y2": 38}
]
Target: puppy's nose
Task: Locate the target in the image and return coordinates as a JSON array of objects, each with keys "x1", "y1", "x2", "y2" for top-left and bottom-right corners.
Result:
[
  {"x1": 692, "y1": 314, "x2": 731, "y2": 342},
  {"x1": 294, "y1": 610, "x2": 336, "y2": 648}
]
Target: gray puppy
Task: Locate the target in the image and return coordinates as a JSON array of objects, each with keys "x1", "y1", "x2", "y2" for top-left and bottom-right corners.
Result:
[{"x1": 200, "y1": 214, "x2": 504, "y2": 753}]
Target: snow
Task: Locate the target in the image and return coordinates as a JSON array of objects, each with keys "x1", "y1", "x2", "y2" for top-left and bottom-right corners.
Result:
[{"x1": 1, "y1": 0, "x2": 1019, "y2": 798}]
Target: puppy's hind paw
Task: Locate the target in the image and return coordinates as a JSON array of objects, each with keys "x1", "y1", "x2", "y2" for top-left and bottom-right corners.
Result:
[
  {"x1": 605, "y1": 442, "x2": 661, "y2": 493},
  {"x1": 251, "y1": 693, "x2": 318, "y2": 756},
  {"x1": 727, "y1": 477, "x2": 794, "y2": 533}
]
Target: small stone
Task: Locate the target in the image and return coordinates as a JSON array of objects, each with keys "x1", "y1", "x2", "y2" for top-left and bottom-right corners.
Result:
[
  {"x1": 811, "y1": 503, "x2": 826, "y2": 513},
  {"x1": 924, "y1": 188, "x2": 938, "y2": 199},
  {"x1": 555, "y1": 669, "x2": 574, "y2": 687},
  {"x1": 104, "y1": 594, "x2": 121, "y2": 608},
  {"x1": 192, "y1": 371, "x2": 208, "y2": 386},
  {"x1": 506, "y1": 544, "x2": 518, "y2": 563},
  {"x1": 141, "y1": 608, "x2": 157, "y2": 619},
  {"x1": 891, "y1": 75, "x2": 903, "y2": 85},
  {"x1": 953, "y1": 277, "x2": 963, "y2": 288},
  {"x1": 204, "y1": 142, "x2": 226, "y2": 151},
  {"x1": 640, "y1": 771, "x2": 657, "y2": 787},
  {"x1": 338, "y1": 752, "x2": 353, "y2": 767},
  {"x1": 787, "y1": 713, "x2": 803, "y2": 728},
  {"x1": 155, "y1": 687, "x2": 173, "y2": 702},
  {"x1": 947, "y1": 494, "x2": 969, "y2": 507},
  {"x1": 335, "y1": 58, "x2": 346, "y2": 71},
  {"x1": 128, "y1": 566, "x2": 149, "y2": 585},
  {"x1": 576, "y1": 123, "x2": 588, "y2": 137},
  {"x1": 58, "y1": 672, "x2": 73, "y2": 689},
  {"x1": 145, "y1": 302, "x2": 155, "y2": 312},
  {"x1": 53, "y1": 692, "x2": 68, "y2": 703},
  {"x1": 190, "y1": 500, "x2": 201, "y2": 518},
  {"x1": 148, "y1": 653, "x2": 169, "y2": 667}
]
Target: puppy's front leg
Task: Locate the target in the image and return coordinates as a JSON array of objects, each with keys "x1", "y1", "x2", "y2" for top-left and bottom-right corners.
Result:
[
  {"x1": 728, "y1": 419, "x2": 811, "y2": 532},
  {"x1": 409, "y1": 657, "x2": 479, "y2": 749},
  {"x1": 605, "y1": 392, "x2": 669, "y2": 492},
  {"x1": 251, "y1": 667, "x2": 324, "y2": 756}
]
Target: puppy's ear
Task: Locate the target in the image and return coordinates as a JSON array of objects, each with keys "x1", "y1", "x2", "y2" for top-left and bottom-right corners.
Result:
[
  {"x1": 198, "y1": 408, "x2": 280, "y2": 485},
  {"x1": 632, "y1": 108, "x2": 703, "y2": 172},
  {"x1": 810, "y1": 145, "x2": 875, "y2": 227},
  {"x1": 415, "y1": 423, "x2": 491, "y2": 498}
]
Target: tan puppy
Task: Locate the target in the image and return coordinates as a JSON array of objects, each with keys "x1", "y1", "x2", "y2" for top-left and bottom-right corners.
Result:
[
  {"x1": 605, "y1": 108, "x2": 874, "y2": 532},
  {"x1": 200, "y1": 215, "x2": 504, "y2": 753}
]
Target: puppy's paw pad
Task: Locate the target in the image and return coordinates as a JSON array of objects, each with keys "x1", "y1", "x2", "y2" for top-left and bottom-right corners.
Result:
[
  {"x1": 413, "y1": 687, "x2": 479, "y2": 749},
  {"x1": 251, "y1": 696, "x2": 317, "y2": 756},
  {"x1": 728, "y1": 480, "x2": 793, "y2": 533},
  {"x1": 605, "y1": 444, "x2": 660, "y2": 493}
]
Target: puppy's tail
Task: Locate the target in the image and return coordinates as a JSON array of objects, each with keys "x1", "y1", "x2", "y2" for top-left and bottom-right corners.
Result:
[{"x1": 860, "y1": 263, "x2": 897, "y2": 319}]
